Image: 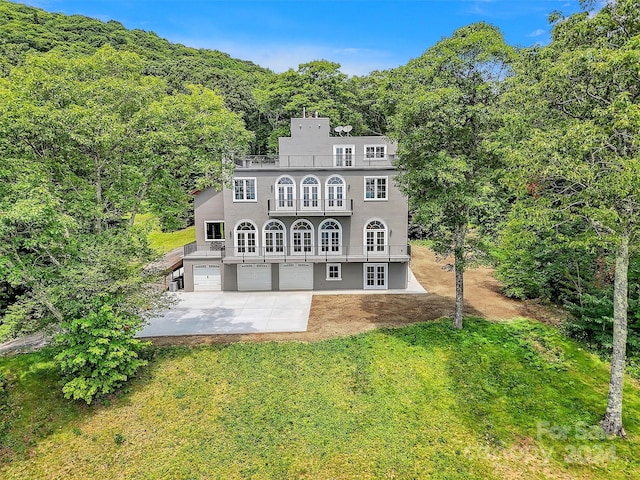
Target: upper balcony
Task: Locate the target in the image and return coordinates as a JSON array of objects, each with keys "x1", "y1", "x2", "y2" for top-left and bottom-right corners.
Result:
[{"x1": 234, "y1": 154, "x2": 397, "y2": 170}]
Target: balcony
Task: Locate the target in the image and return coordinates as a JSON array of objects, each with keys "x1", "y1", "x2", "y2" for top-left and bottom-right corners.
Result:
[
  {"x1": 221, "y1": 244, "x2": 411, "y2": 264},
  {"x1": 234, "y1": 154, "x2": 397, "y2": 170},
  {"x1": 183, "y1": 241, "x2": 225, "y2": 258},
  {"x1": 267, "y1": 198, "x2": 353, "y2": 216}
]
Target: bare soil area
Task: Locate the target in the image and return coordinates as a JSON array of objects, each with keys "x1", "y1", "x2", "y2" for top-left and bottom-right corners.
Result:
[{"x1": 149, "y1": 245, "x2": 563, "y2": 347}]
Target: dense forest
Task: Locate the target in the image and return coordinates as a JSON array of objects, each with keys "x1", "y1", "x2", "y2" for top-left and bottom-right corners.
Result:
[{"x1": 0, "y1": 0, "x2": 638, "y2": 432}]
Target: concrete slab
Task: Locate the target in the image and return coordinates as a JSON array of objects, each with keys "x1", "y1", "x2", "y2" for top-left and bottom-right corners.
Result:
[
  {"x1": 138, "y1": 291, "x2": 312, "y2": 337},
  {"x1": 138, "y1": 268, "x2": 425, "y2": 338}
]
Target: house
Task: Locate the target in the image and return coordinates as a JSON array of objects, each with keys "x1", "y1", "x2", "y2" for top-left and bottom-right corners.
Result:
[{"x1": 181, "y1": 115, "x2": 410, "y2": 292}]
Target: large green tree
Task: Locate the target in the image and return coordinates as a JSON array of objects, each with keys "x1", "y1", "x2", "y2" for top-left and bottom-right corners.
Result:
[
  {"x1": 0, "y1": 46, "x2": 251, "y2": 401},
  {"x1": 391, "y1": 22, "x2": 514, "y2": 329},
  {"x1": 501, "y1": 0, "x2": 639, "y2": 436}
]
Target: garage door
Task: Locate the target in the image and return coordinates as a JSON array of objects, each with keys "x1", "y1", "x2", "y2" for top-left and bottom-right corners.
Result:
[
  {"x1": 237, "y1": 263, "x2": 272, "y2": 291},
  {"x1": 193, "y1": 264, "x2": 221, "y2": 291},
  {"x1": 279, "y1": 263, "x2": 313, "y2": 290}
]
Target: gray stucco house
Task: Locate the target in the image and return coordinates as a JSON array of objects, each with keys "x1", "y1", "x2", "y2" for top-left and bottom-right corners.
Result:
[{"x1": 181, "y1": 115, "x2": 410, "y2": 292}]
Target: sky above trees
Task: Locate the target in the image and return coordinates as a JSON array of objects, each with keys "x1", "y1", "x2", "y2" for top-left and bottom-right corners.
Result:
[{"x1": 21, "y1": 0, "x2": 588, "y2": 76}]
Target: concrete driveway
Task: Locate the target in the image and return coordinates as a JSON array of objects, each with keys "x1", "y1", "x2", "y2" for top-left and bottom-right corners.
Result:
[{"x1": 137, "y1": 291, "x2": 312, "y2": 337}]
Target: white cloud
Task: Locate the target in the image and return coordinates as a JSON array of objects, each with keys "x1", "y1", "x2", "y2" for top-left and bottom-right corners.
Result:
[
  {"x1": 175, "y1": 38, "x2": 395, "y2": 76},
  {"x1": 528, "y1": 28, "x2": 546, "y2": 37}
]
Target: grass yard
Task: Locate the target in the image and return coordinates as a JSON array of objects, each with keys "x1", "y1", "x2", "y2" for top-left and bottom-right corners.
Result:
[
  {"x1": 134, "y1": 213, "x2": 195, "y2": 254},
  {"x1": 1, "y1": 318, "x2": 639, "y2": 479}
]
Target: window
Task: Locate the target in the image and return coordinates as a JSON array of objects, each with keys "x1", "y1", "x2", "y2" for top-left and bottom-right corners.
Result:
[
  {"x1": 291, "y1": 220, "x2": 314, "y2": 254},
  {"x1": 325, "y1": 175, "x2": 345, "y2": 210},
  {"x1": 204, "y1": 221, "x2": 224, "y2": 241},
  {"x1": 365, "y1": 145, "x2": 386, "y2": 160},
  {"x1": 319, "y1": 219, "x2": 342, "y2": 255},
  {"x1": 276, "y1": 175, "x2": 295, "y2": 209},
  {"x1": 364, "y1": 219, "x2": 387, "y2": 254},
  {"x1": 364, "y1": 263, "x2": 388, "y2": 290},
  {"x1": 364, "y1": 176, "x2": 387, "y2": 200},
  {"x1": 326, "y1": 263, "x2": 342, "y2": 281},
  {"x1": 234, "y1": 178, "x2": 256, "y2": 201},
  {"x1": 301, "y1": 176, "x2": 320, "y2": 210},
  {"x1": 333, "y1": 145, "x2": 354, "y2": 167},
  {"x1": 263, "y1": 220, "x2": 285, "y2": 255},
  {"x1": 234, "y1": 221, "x2": 257, "y2": 255}
]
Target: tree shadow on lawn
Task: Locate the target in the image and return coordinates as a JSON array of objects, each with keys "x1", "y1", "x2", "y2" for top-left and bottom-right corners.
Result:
[{"x1": 379, "y1": 319, "x2": 640, "y2": 473}]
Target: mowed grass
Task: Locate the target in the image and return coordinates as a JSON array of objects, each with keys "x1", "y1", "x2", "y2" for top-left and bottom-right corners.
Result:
[
  {"x1": 134, "y1": 213, "x2": 195, "y2": 254},
  {"x1": 1, "y1": 319, "x2": 639, "y2": 479}
]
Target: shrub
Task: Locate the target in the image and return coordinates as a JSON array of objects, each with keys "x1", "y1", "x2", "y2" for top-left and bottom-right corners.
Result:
[{"x1": 56, "y1": 304, "x2": 149, "y2": 404}]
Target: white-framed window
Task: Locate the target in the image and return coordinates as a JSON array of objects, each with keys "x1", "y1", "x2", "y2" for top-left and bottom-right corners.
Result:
[
  {"x1": 364, "y1": 145, "x2": 386, "y2": 160},
  {"x1": 233, "y1": 177, "x2": 256, "y2": 202},
  {"x1": 301, "y1": 175, "x2": 320, "y2": 210},
  {"x1": 319, "y1": 219, "x2": 342, "y2": 255},
  {"x1": 364, "y1": 176, "x2": 387, "y2": 200},
  {"x1": 291, "y1": 219, "x2": 314, "y2": 254},
  {"x1": 276, "y1": 175, "x2": 296, "y2": 210},
  {"x1": 204, "y1": 221, "x2": 224, "y2": 241},
  {"x1": 325, "y1": 175, "x2": 345, "y2": 210},
  {"x1": 364, "y1": 219, "x2": 388, "y2": 254},
  {"x1": 333, "y1": 145, "x2": 354, "y2": 167},
  {"x1": 326, "y1": 263, "x2": 342, "y2": 281},
  {"x1": 263, "y1": 220, "x2": 285, "y2": 255},
  {"x1": 234, "y1": 220, "x2": 257, "y2": 255},
  {"x1": 364, "y1": 263, "x2": 388, "y2": 290}
]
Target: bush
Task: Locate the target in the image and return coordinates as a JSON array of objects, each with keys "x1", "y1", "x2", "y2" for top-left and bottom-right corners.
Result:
[{"x1": 56, "y1": 304, "x2": 149, "y2": 404}]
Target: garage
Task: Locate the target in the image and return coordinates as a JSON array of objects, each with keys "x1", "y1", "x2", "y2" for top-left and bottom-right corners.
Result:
[
  {"x1": 193, "y1": 264, "x2": 221, "y2": 291},
  {"x1": 237, "y1": 263, "x2": 272, "y2": 291},
  {"x1": 279, "y1": 263, "x2": 314, "y2": 290}
]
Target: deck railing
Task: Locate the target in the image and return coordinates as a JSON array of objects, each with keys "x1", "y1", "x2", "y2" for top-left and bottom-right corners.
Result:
[{"x1": 234, "y1": 154, "x2": 396, "y2": 169}]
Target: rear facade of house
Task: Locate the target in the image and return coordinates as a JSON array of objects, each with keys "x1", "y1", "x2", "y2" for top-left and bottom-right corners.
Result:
[{"x1": 182, "y1": 116, "x2": 410, "y2": 292}]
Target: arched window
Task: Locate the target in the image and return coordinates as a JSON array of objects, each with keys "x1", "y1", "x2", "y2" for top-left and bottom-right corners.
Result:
[
  {"x1": 235, "y1": 221, "x2": 257, "y2": 256},
  {"x1": 301, "y1": 176, "x2": 320, "y2": 210},
  {"x1": 325, "y1": 176, "x2": 345, "y2": 210},
  {"x1": 291, "y1": 220, "x2": 314, "y2": 254},
  {"x1": 263, "y1": 220, "x2": 285, "y2": 255},
  {"x1": 319, "y1": 219, "x2": 342, "y2": 255},
  {"x1": 364, "y1": 219, "x2": 387, "y2": 254},
  {"x1": 276, "y1": 175, "x2": 295, "y2": 210}
]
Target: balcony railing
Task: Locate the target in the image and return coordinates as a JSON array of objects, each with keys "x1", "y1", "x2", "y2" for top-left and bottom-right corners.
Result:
[
  {"x1": 267, "y1": 198, "x2": 353, "y2": 216},
  {"x1": 184, "y1": 241, "x2": 226, "y2": 258},
  {"x1": 222, "y1": 244, "x2": 410, "y2": 263},
  {"x1": 234, "y1": 154, "x2": 397, "y2": 169}
]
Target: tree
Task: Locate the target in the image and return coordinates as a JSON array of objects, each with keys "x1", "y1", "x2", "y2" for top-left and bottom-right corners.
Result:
[
  {"x1": 0, "y1": 46, "x2": 251, "y2": 401},
  {"x1": 391, "y1": 22, "x2": 515, "y2": 329},
  {"x1": 501, "y1": 0, "x2": 640, "y2": 436},
  {"x1": 255, "y1": 60, "x2": 363, "y2": 152}
]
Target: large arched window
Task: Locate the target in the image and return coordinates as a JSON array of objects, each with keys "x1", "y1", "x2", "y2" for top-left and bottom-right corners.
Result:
[
  {"x1": 319, "y1": 219, "x2": 342, "y2": 255},
  {"x1": 276, "y1": 175, "x2": 295, "y2": 210},
  {"x1": 263, "y1": 220, "x2": 285, "y2": 255},
  {"x1": 364, "y1": 219, "x2": 387, "y2": 254},
  {"x1": 301, "y1": 176, "x2": 320, "y2": 210},
  {"x1": 325, "y1": 175, "x2": 345, "y2": 210},
  {"x1": 234, "y1": 220, "x2": 258, "y2": 256},
  {"x1": 291, "y1": 220, "x2": 313, "y2": 255}
]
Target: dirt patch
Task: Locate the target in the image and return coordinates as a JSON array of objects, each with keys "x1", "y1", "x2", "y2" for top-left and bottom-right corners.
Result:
[{"x1": 148, "y1": 245, "x2": 564, "y2": 347}]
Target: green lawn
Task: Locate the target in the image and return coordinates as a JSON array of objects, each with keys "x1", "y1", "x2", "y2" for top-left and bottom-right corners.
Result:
[
  {"x1": 134, "y1": 213, "x2": 195, "y2": 254},
  {"x1": 1, "y1": 318, "x2": 639, "y2": 479}
]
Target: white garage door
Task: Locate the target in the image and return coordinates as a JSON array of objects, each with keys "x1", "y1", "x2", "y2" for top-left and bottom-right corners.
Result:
[
  {"x1": 193, "y1": 264, "x2": 221, "y2": 291},
  {"x1": 279, "y1": 263, "x2": 313, "y2": 290},
  {"x1": 237, "y1": 263, "x2": 272, "y2": 291}
]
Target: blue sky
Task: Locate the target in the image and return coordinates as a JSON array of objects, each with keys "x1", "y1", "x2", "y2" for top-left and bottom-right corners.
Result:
[{"x1": 22, "y1": 0, "x2": 588, "y2": 76}]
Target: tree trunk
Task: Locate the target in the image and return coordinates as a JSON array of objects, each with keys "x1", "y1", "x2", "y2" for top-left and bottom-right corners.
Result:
[
  {"x1": 601, "y1": 230, "x2": 629, "y2": 437},
  {"x1": 453, "y1": 222, "x2": 467, "y2": 329}
]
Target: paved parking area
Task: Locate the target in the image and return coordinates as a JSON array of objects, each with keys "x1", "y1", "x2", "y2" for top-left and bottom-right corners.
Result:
[
  {"x1": 138, "y1": 270, "x2": 426, "y2": 337},
  {"x1": 137, "y1": 291, "x2": 312, "y2": 337}
]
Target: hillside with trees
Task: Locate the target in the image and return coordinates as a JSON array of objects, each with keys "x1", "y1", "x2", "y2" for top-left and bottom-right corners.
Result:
[{"x1": 0, "y1": 0, "x2": 638, "y2": 436}]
